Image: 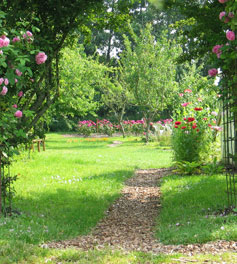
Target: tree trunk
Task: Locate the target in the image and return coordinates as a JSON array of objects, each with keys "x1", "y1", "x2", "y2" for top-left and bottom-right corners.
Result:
[{"x1": 145, "y1": 118, "x2": 150, "y2": 143}]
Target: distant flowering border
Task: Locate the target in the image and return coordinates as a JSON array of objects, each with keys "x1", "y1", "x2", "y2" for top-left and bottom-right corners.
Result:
[{"x1": 77, "y1": 119, "x2": 173, "y2": 136}]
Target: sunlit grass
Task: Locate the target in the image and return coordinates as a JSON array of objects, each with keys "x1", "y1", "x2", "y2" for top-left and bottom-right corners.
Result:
[
  {"x1": 156, "y1": 174, "x2": 237, "y2": 244},
  {"x1": 0, "y1": 133, "x2": 171, "y2": 263}
]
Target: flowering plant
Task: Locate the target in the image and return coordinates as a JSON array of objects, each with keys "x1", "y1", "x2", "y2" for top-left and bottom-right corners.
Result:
[
  {"x1": 0, "y1": 12, "x2": 48, "y2": 215},
  {"x1": 172, "y1": 88, "x2": 221, "y2": 163},
  {"x1": 78, "y1": 120, "x2": 96, "y2": 136}
]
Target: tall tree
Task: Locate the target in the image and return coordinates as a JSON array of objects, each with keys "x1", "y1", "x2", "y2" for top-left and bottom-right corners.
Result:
[{"x1": 120, "y1": 24, "x2": 180, "y2": 142}]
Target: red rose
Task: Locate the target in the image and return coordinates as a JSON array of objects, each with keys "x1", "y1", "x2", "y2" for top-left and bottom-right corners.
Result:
[
  {"x1": 175, "y1": 121, "x2": 182, "y2": 125},
  {"x1": 181, "y1": 126, "x2": 187, "y2": 129},
  {"x1": 187, "y1": 117, "x2": 195, "y2": 122},
  {"x1": 194, "y1": 107, "x2": 203, "y2": 111}
]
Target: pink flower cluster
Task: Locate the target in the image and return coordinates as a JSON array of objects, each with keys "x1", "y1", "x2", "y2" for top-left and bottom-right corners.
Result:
[
  {"x1": 208, "y1": 0, "x2": 235, "y2": 77},
  {"x1": 0, "y1": 35, "x2": 10, "y2": 48},
  {"x1": 35, "y1": 52, "x2": 47, "y2": 65},
  {"x1": 79, "y1": 120, "x2": 96, "y2": 127},
  {"x1": 212, "y1": 45, "x2": 223, "y2": 58}
]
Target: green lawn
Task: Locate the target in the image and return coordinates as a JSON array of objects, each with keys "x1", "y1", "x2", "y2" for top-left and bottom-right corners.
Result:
[
  {"x1": 1, "y1": 133, "x2": 236, "y2": 263},
  {"x1": 1, "y1": 133, "x2": 172, "y2": 263},
  {"x1": 156, "y1": 174, "x2": 237, "y2": 244}
]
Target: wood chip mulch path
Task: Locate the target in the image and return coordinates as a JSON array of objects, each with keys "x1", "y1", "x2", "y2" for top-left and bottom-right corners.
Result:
[{"x1": 47, "y1": 169, "x2": 237, "y2": 255}]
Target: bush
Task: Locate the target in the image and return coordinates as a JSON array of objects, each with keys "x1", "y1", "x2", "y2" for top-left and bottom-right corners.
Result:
[{"x1": 172, "y1": 90, "x2": 221, "y2": 163}]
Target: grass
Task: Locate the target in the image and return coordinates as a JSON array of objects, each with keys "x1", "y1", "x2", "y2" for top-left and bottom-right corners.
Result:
[
  {"x1": 156, "y1": 174, "x2": 237, "y2": 244},
  {"x1": 1, "y1": 133, "x2": 236, "y2": 263},
  {"x1": 1, "y1": 133, "x2": 172, "y2": 263}
]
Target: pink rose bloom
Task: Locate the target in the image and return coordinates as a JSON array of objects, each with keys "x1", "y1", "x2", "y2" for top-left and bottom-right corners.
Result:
[
  {"x1": 228, "y1": 12, "x2": 234, "y2": 18},
  {"x1": 30, "y1": 78, "x2": 34, "y2": 82},
  {"x1": 35, "y1": 52, "x2": 47, "y2": 65},
  {"x1": 15, "y1": 78, "x2": 18, "y2": 83},
  {"x1": 181, "y1": 102, "x2": 190, "y2": 107},
  {"x1": 198, "y1": 98, "x2": 202, "y2": 102},
  {"x1": 226, "y1": 31, "x2": 235, "y2": 41},
  {"x1": 219, "y1": 11, "x2": 226, "y2": 20},
  {"x1": 212, "y1": 45, "x2": 222, "y2": 54},
  {"x1": 26, "y1": 31, "x2": 33, "y2": 37},
  {"x1": 0, "y1": 50, "x2": 3, "y2": 55},
  {"x1": 0, "y1": 86, "x2": 8, "y2": 95},
  {"x1": 4, "y1": 78, "x2": 9, "y2": 85},
  {"x1": 15, "y1": 69, "x2": 22, "y2": 76},
  {"x1": 0, "y1": 38, "x2": 4, "y2": 48},
  {"x1": 12, "y1": 104, "x2": 17, "y2": 108},
  {"x1": 18, "y1": 91, "x2": 23, "y2": 97},
  {"x1": 208, "y1": 68, "x2": 218, "y2": 77},
  {"x1": 12, "y1": 37, "x2": 20, "y2": 43},
  {"x1": 14, "y1": 110, "x2": 22, "y2": 118},
  {"x1": 23, "y1": 33, "x2": 27, "y2": 39},
  {"x1": 0, "y1": 78, "x2": 4, "y2": 85},
  {"x1": 1, "y1": 35, "x2": 10, "y2": 47},
  {"x1": 179, "y1": 93, "x2": 184, "y2": 97},
  {"x1": 218, "y1": 0, "x2": 228, "y2": 3}
]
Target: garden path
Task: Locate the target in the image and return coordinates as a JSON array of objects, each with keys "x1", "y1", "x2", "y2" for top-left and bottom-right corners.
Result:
[{"x1": 47, "y1": 169, "x2": 237, "y2": 255}]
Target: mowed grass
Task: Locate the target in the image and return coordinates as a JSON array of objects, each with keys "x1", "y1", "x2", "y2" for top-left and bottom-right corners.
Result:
[
  {"x1": 156, "y1": 174, "x2": 237, "y2": 244},
  {"x1": 1, "y1": 133, "x2": 237, "y2": 263},
  {"x1": 0, "y1": 133, "x2": 172, "y2": 263}
]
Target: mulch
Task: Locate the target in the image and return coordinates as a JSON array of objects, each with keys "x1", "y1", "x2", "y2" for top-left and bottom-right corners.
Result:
[{"x1": 46, "y1": 169, "x2": 237, "y2": 255}]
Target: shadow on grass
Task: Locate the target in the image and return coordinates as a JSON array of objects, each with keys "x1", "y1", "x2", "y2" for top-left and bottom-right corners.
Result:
[{"x1": 11, "y1": 170, "x2": 133, "y2": 244}]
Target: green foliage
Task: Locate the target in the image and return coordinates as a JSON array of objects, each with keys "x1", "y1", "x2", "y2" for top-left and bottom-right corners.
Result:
[
  {"x1": 120, "y1": 24, "x2": 180, "y2": 141},
  {"x1": 201, "y1": 158, "x2": 225, "y2": 176},
  {"x1": 173, "y1": 161, "x2": 201, "y2": 175}
]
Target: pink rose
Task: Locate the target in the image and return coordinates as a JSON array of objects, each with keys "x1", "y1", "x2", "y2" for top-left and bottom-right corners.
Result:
[
  {"x1": 1, "y1": 35, "x2": 10, "y2": 47},
  {"x1": 12, "y1": 37, "x2": 20, "y2": 43},
  {"x1": 14, "y1": 110, "x2": 22, "y2": 118},
  {"x1": 23, "y1": 33, "x2": 27, "y2": 39},
  {"x1": 0, "y1": 78, "x2": 4, "y2": 85},
  {"x1": 208, "y1": 68, "x2": 218, "y2": 77},
  {"x1": 226, "y1": 31, "x2": 235, "y2": 41},
  {"x1": 219, "y1": 11, "x2": 226, "y2": 20},
  {"x1": 15, "y1": 69, "x2": 22, "y2": 76},
  {"x1": 179, "y1": 93, "x2": 184, "y2": 97},
  {"x1": 218, "y1": 0, "x2": 228, "y2": 3},
  {"x1": 12, "y1": 104, "x2": 17, "y2": 108},
  {"x1": 15, "y1": 78, "x2": 18, "y2": 83},
  {"x1": 0, "y1": 50, "x2": 3, "y2": 55},
  {"x1": 4, "y1": 78, "x2": 9, "y2": 85},
  {"x1": 181, "y1": 102, "x2": 190, "y2": 107},
  {"x1": 35, "y1": 52, "x2": 47, "y2": 65},
  {"x1": 30, "y1": 78, "x2": 34, "y2": 82},
  {"x1": 0, "y1": 86, "x2": 8, "y2": 95},
  {"x1": 18, "y1": 91, "x2": 24, "y2": 97},
  {"x1": 26, "y1": 31, "x2": 33, "y2": 37}
]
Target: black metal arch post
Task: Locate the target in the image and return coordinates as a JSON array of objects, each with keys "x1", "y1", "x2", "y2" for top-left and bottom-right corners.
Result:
[{"x1": 222, "y1": 81, "x2": 237, "y2": 208}]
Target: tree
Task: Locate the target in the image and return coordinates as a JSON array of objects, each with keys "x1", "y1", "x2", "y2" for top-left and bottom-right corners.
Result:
[
  {"x1": 0, "y1": 0, "x2": 137, "y2": 137},
  {"x1": 120, "y1": 24, "x2": 180, "y2": 142},
  {"x1": 100, "y1": 70, "x2": 132, "y2": 137},
  {"x1": 49, "y1": 46, "x2": 108, "y2": 130}
]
